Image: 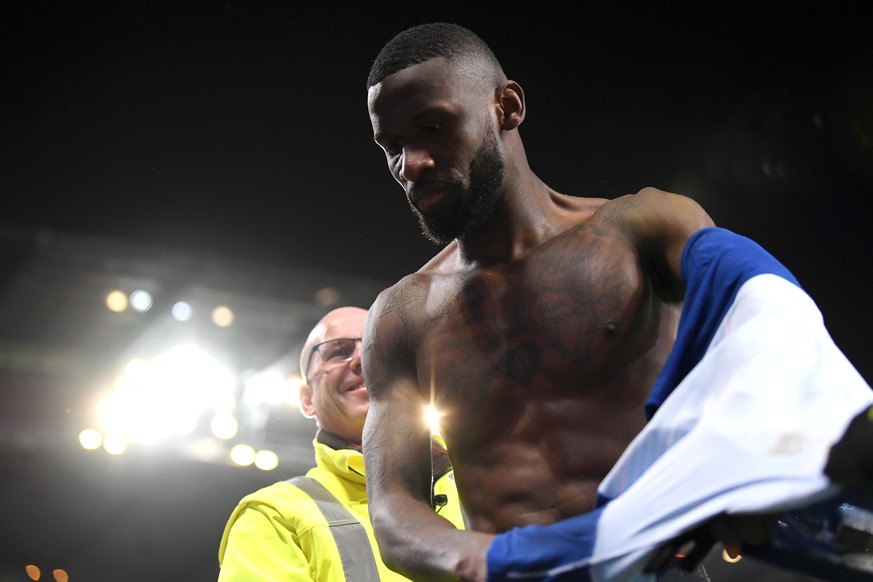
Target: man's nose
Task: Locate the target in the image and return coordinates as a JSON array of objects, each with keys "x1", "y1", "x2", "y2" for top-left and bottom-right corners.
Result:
[
  {"x1": 349, "y1": 343, "x2": 363, "y2": 373},
  {"x1": 399, "y1": 145, "x2": 435, "y2": 182}
]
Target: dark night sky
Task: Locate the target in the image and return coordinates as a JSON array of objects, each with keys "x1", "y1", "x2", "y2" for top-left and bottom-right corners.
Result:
[
  {"x1": 4, "y1": 1, "x2": 872, "y2": 362},
  {"x1": 2, "y1": 3, "x2": 873, "y2": 581},
  {"x1": 3, "y1": 2, "x2": 869, "y2": 271}
]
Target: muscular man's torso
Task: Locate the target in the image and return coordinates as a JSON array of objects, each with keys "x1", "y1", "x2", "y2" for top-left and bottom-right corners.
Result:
[{"x1": 399, "y1": 209, "x2": 682, "y2": 533}]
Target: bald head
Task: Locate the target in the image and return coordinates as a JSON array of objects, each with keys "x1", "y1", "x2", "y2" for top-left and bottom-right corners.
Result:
[{"x1": 300, "y1": 306, "x2": 368, "y2": 378}]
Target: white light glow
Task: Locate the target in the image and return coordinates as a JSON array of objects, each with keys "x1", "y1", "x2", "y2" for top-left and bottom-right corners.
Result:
[
  {"x1": 97, "y1": 343, "x2": 237, "y2": 444},
  {"x1": 230, "y1": 443, "x2": 255, "y2": 466},
  {"x1": 244, "y1": 370, "x2": 290, "y2": 407},
  {"x1": 210, "y1": 412, "x2": 239, "y2": 439},
  {"x1": 172, "y1": 301, "x2": 192, "y2": 321},
  {"x1": 255, "y1": 449, "x2": 279, "y2": 471},
  {"x1": 103, "y1": 434, "x2": 127, "y2": 455},
  {"x1": 79, "y1": 428, "x2": 103, "y2": 450},
  {"x1": 425, "y1": 404, "x2": 443, "y2": 435},
  {"x1": 130, "y1": 289, "x2": 153, "y2": 312}
]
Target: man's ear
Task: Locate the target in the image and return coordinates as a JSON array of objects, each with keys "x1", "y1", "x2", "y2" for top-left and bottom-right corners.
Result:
[
  {"x1": 496, "y1": 80, "x2": 525, "y2": 130},
  {"x1": 298, "y1": 383, "x2": 316, "y2": 419}
]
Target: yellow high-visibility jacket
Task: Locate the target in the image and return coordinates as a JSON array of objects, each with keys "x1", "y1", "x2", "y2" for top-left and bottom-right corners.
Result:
[{"x1": 217, "y1": 430, "x2": 466, "y2": 581}]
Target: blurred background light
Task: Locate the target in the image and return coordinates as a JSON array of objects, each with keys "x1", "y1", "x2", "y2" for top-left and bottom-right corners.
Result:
[
  {"x1": 254, "y1": 449, "x2": 279, "y2": 471},
  {"x1": 210, "y1": 412, "x2": 239, "y2": 440},
  {"x1": 105, "y1": 290, "x2": 128, "y2": 313},
  {"x1": 314, "y1": 287, "x2": 340, "y2": 307},
  {"x1": 211, "y1": 305, "x2": 234, "y2": 327},
  {"x1": 243, "y1": 369, "x2": 289, "y2": 407},
  {"x1": 171, "y1": 301, "x2": 192, "y2": 322},
  {"x1": 129, "y1": 289, "x2": 153, "y2": 312},
  {"x1": 103, "y1": 434, "x2": 127, "y2": 455},
  {"x1": 79, "y1": 428, "x2": 103, "y2": 450},
  {"x1": 230, "y1": 443, "x2": 255, "y2": 466},
  {"x1": 95, "y1": 344, "x2": 237, "y2": 444}
]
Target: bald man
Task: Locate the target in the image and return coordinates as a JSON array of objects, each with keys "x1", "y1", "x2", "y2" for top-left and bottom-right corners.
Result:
[{"x1": 218, "y1": 306, "x2": 466, "y2": 581}]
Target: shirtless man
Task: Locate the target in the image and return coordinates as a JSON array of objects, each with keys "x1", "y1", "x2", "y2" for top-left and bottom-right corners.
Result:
[{"x1": 361, "y1": 22, "x2": 873, "y2": 582}]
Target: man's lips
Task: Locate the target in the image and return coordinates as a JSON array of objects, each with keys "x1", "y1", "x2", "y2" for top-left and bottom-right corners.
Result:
[
  {"x1": 415, "y1": 191, "x2": 445, "y2": 210},
  {"x1": 409, "y1": 182, "x2": 451, "y2": 210}
]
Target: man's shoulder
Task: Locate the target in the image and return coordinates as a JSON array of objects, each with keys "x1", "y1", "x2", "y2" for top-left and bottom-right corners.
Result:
[
  {"x1": 234, "y1": 473, "x2": 352, "y2": 513},
  {"x1": 236, "y1": 478, "x2": 312, "y2": 507},
  {"x1": 375, "y1": 245, "x2": 460, "y2": 298},
  {"x1": 590, "y1": 187, "x2": 678, "y2": 216},
  {"x1": 586, "y1": 187, "x2": 708, "y2": 231},
  {"x1": 551, "y1": 190, "x2": 674, "y2": 232}
]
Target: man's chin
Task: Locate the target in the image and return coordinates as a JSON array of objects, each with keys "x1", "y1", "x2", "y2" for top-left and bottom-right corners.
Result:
[{"x1": 418, "y1": 219, "x2": 456, "y2": 246}]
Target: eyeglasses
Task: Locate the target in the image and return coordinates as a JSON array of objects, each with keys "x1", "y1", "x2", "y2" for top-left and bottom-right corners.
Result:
[{"x1": 304, "y1": 337, "x2": 362, "y2": 380}]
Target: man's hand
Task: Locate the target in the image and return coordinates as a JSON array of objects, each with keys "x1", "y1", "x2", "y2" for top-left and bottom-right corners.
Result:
[
  {"x1": 643, "y1": 512, "x2": 780, "y2": 574},
  {"x1": 825, "y1": 405, "x2": 873, "y2": 487},
  {"x1": 707, "y1": 512, "x2": 778, "y2": 559}
]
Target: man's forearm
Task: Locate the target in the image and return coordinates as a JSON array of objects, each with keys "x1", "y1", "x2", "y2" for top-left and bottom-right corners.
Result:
[{"x1": 373, "y1": 503, "x2": 493, "y2": 581}]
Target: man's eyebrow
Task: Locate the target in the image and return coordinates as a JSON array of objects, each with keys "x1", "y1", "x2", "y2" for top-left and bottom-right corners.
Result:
[{"x1": 372, "y1": 105, "x2": 448, "y2": 147}]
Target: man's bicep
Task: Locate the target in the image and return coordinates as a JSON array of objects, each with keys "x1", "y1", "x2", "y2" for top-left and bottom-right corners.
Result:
[
  {"x1": 362, "y1": 288, "x2": 413, "y2": 397},
  {"x1": 363, "y1": 378, "x2": 434, "y2": 500},
  {"x1": 361, "y1": 291, "x2": 433, "y2": 501}
]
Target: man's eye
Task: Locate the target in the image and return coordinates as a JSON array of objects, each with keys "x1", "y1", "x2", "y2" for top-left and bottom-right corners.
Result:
[
  {"x1": 385, "y1": 142, "x2": 401, "y2": 156},
  {"x1": 424, "y1": 122, "x2": 442, "y2": 133},
  {"x1": 324, "y1": 343, "x2": 354, "y2": 361}
]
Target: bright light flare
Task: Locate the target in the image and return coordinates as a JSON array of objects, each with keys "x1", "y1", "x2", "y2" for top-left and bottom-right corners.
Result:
[
  {"x1": 425, "y1": 404, "x2": 443, "y2": 435},
  {"x1": 97, "y1": 344, "x2": 237, "y2": 444}
]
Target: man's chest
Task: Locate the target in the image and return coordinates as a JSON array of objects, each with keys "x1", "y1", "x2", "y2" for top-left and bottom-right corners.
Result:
[{"x1": 412, "y1": 231, "x2": 652, "y2": 393}]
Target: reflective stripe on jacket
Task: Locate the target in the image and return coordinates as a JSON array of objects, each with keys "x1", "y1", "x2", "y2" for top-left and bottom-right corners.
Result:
[{"x1": 217, "y1": 433, "x2": 465, "y2": 581}]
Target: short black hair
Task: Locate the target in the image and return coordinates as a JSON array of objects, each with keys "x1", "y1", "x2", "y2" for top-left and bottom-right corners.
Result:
[{"x1": 367, "y1": 22, "x2": 504, "y2": 89}]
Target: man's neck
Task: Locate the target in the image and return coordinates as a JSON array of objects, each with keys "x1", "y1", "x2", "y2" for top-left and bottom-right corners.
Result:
[
  {"x1": 316, "y1": 429, "x2": 362, "y2": 451},
  {"x1": 457, "y1": 181, "x2": 568, "y2": 267}
]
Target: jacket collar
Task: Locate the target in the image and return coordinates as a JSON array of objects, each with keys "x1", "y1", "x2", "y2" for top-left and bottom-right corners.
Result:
[
  {"x1": 314, "y1": 429, "x2": 366, "y2": 482},
  {"x1": 316, "y1": 428, "x2": 362, "y2": 452}
]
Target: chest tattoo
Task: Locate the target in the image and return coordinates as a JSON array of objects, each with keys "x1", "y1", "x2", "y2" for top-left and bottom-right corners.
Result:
[{"x1": 496, "y1": 341, "x2": 542, "y2": 389}]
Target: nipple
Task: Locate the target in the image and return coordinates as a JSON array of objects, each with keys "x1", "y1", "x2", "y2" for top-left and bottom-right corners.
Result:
[{"x1": 604, "y1": 321, "x2": 618, "y2": 336}]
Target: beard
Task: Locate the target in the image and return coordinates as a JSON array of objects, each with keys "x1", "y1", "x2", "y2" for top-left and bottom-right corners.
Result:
[{"x1": 412, "y1": 128, "x2": 505, "y2": 246}]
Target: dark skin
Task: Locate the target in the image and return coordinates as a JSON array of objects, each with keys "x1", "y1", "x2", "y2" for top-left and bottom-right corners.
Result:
[{"x1": 362, "y1": 55, "x2": 716, "y2": 581}]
